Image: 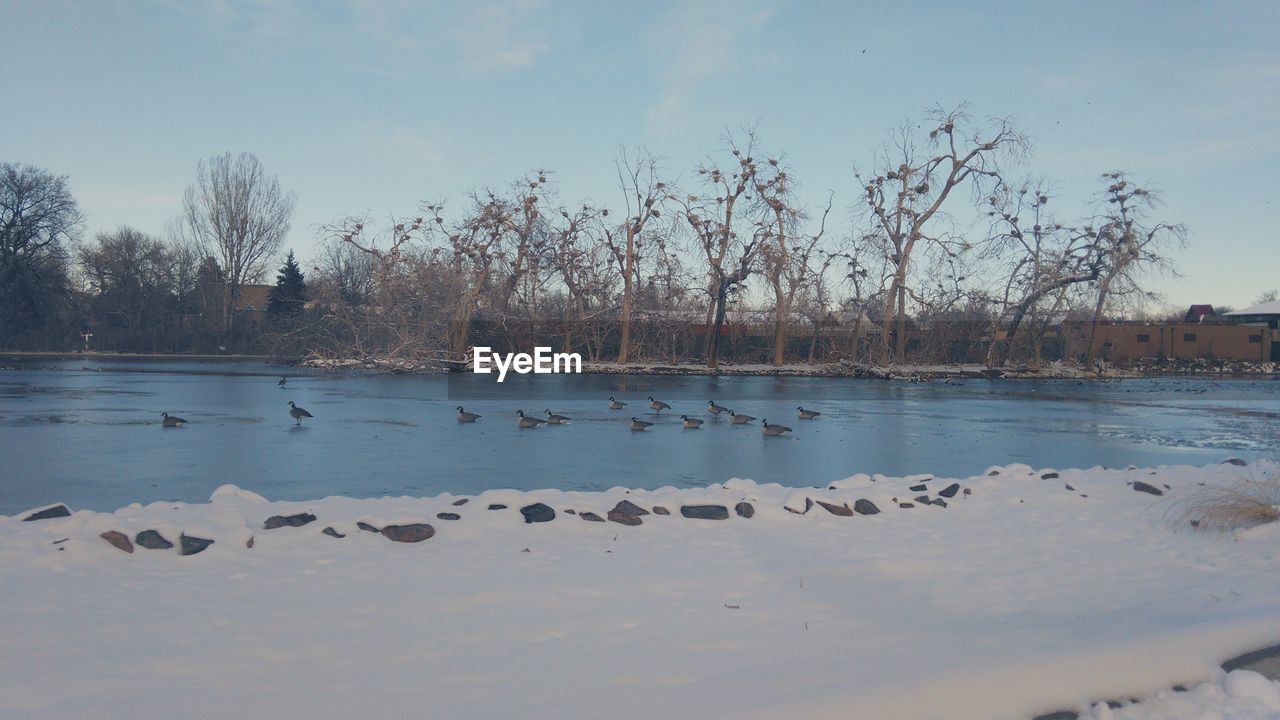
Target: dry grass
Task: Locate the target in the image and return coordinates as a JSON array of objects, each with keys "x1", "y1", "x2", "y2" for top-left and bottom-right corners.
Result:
[{"x1": 1170, "y1": 475, "x2": 1280, "y2": 532}]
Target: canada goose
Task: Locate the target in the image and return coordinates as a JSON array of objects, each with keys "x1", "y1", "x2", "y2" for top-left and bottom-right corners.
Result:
[
  {"x1": 629, "y1": 417, "x2": 653, "y2": 431},
  {"x1": 648, "y1": 396, "x2": 671, "y2": 413},
  {"x1": 797, "y1": 406, "x2": 821, "y2": 419},
  {"x1": 762, "y1": 420, "x2": 792, "y2": 437},
  {"x1": 609, "y1": 396, "x2": 627, "y2": 410},
  {"x1": 278, "y1": 376, "x2": 287, "y2": 387},
  {"x1": 516, "y1": 410, "x2": 546, "y2": 428},
  {"x1": 161, "y1": 412, "x2": 187, "y2": 428},
  {"x1": 456, "y1": 406, "x2": 481, "y2": 423},
  {"x1": 680, "y1": 415, "x2": 704, "y2": 429},
  {"x1": 544, "y1": 409, "x2": 572, "y2": 424},
  {"x1": 729, "y1": 410, "x2": 755, "y2": 425},
  {"x1": 707, "y1": 400, "x2": 728, "y2": 415},
  {"x1": 288, "y1": 401, "x2": 313, "y2": 425}
]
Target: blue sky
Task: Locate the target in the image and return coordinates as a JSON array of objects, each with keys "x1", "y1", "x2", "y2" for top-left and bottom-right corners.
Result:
[{"x1": 3, "y1": 0, "x2": 1277, "y2": 308}]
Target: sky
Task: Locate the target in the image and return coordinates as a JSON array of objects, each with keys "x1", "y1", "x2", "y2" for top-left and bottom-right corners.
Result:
[{"x1": 2, "y1": 0, "x2": 1277, "y2": 310}]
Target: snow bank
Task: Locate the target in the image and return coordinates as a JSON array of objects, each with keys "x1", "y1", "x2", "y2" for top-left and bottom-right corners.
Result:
[{"x1": 2, "y1": 461, "x2": 1278, "y2": 720}]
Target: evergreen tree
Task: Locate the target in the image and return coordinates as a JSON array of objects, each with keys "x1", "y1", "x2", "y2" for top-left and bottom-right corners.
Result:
[{"x1": 267, "y1": 250, "x2": 306, "y2": 315}]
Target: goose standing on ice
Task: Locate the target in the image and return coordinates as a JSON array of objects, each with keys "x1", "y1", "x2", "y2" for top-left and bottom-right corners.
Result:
[
  {"x1": 707, "y1": 400, "x2": 728, "y2": 416},
  {"x1": 456, "y1": 406, "x2": 481, "y2": 423},
  {"x1": 609, "y1": 396, "x2": 627, "y2": 410},
  {"x1": 680, "y1": 415, "x2": 704, "y2": 429},
  {"x1": 797, "y1": 406, "x2": 821, "y2": 419},
  {"x1": 544, "y1": 409, "x2": 572, "y2": 424},
  {"x1": 278, "y1": 376, "x2": 287, "y2": 387},
  {"x1": 161, "y1": 412, "x2": 187, "y2": 428},
  {"x1": 629, "y1": 417, "x2": 654, "y2": 431},
  {"x1": 762, "y1": 420, "x2": 792, "y2": 437},
  {"x1": 516, "y1": 410, "x2": 546, "y2": 428},
  {"x1": 648, "y1": 396, "x2": 671, "y2": 414},
  {"x1": 728, "y1": 410, "x2": 755, "y2": 425},
  {"x1": 288, "y1": 401, "x2": 313, "y2": 425}
]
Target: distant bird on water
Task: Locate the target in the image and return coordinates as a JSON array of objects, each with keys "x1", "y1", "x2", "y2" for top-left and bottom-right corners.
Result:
[
  {"x1": 797, "y1": 406, "x2": 821, "y2": 419},
  {"x1": 161, "y1": 412, "x2": 187, "y2": 428},
  {"x1": 728, "y1": 410, "x2": 755, "y2": 425},
  {"x1": 456, "y1": 406, "x2": 481, "y2": 423},
  {"x1": 516, "y1": 410, "x2": 546, "y2": 428},
  {"x1": 629, "y1": 417, "x2": 653, "y2": 431},
  {"x1": 278, "y1": 376, "x2": 287, "y2": 387},
  {"x1": 288, "y1": 401, "x2": 313, "y2": 425},
  {"x1": 762, "y1": 420, "x2": 792, "y2": 437},
  {"x1": 609, "y1": 396, "x2": 627, "y2": 409},
  {"x1": 648, "y1": 396, "x2": 671, "y2": 414},
  {"x1": 680, "y1": 415, "x2": 703, "y2": 429},
  {"x1": 544, "y1": 409, "x2": 572, "y2": 424},
  {"x1": 707, "y1": 400, "x2": 728, "y2": 415}
]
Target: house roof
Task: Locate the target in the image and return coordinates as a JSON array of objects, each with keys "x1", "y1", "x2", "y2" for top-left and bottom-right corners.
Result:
[
  {"x1": 233, "y1": 284, "x2": 274, "y2": 311},
  {"x1": 1224, "y1": 300, "x2": 1280, "y2": 316}
]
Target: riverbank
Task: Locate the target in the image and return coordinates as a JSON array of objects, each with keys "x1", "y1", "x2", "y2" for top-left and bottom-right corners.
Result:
[{"x1": 5, "y1": 461, "x2": 1279, "y2": 719}]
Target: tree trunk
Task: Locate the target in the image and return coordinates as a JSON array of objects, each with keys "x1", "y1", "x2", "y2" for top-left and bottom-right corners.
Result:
[{"x1": 707, "y1": 288, "x2": 728, "y2": 369}]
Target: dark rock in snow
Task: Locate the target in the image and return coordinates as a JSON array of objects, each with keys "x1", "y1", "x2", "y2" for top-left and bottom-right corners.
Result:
[
  {"x1": 520, "y1": 503, "x2": 555, "y2": 524},
  {"x1": 135, "y1": 530, "x2": 173, "y2": 550},
  {"x1": 246, "y1": 536, "x2": 254, "y2": 549},
  {"x1": 914, "y1": 495, "x2": 930, "y2": 505},
  {"x1": 1041, "y1": 472, "x2": 1060, "y2": 480},
  {"x1": 651, "y1": 506, "x2": 670, "y2": 516},
  {"x1": 23, "y1": 505, "x2": 71, "y2": 522},
  {"x1": 264, "y1": 512, "x2": 316, "y2": 529},
  {"x1": 1132, "y1": 481, "x2": 1163, "y2": 496},
  {"x1": 612, "y1": 500, "x2": 650, "y2": 516},
  {"x1": 931, "y1": 499, "x2": 948, "y2": 508},
  {"x1": 452, "y1": 498, "x2": 469, "y2": 506},
  {"x1": 854, "y1": 499, "x2": 881, "y2": 515},
  {"x1": 436, "y1": 512, "x2": 461, "y2": 521},
  {"x1": 785, "y1": 497, "x2": 815, "y2": 514},
  {"x1": 581, "y1": 511, "x2": 605, "y2": 522},
  {"x1": 681, "y1": 504, "x2": 729, "y2": 520},
  {"x1": 564, "y1": 509, "x2": 576, "y2": 515},
  {"x1": 1065, "y1": 484, "x2": 1076, "y2": 491},
  {"x1": 179, "y1": 534, "x2": 214, "y2": 556},
  {"x1": 322, "y1": 526, "x2": 345, "y2": 538},
  {"x1": 1030, "y1": 711, "x2": 1079, "y2": 720},
  {"x1": 607, "y1": 509, "x2": 642, "y2": 526},
  {"x1": 381, "y1": 523, "x2": 435, "y2": 543},
  {"x1": 908, "y1": 484, "x2": 928, "y2": 492},
  {"x1": 734, "y1": 501, "x2": 755, "y2": 518},
  {"x1": 816, "y1": 500, "x2": 853, "y2": 516},
  {"x1": 1223, "y1": 458, "x2": 1247, "y2": 467},
  {"x1": 988, "y1": 470, "x2": 1000, "y2": 476},
  {"x1": 488, "y1": 504, "x2": 508, "y2": 511},
  {"x1": 100, "y1": 530, "x2": 133, "y2": 553},
  {"x1": 357, "y1": 521, "x2": 381, "y2": 533},
  {"x1": 899, "y1": 503, "x2": 915, "y2": 509},
  {"x1": 938, "y1": 483, "x2": 961, "y2": 498}
]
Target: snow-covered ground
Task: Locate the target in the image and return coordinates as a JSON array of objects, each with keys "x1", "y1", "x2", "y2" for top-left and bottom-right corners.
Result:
[{"x1": 3, "y1": 462, "x2": 1279, "y2": 720}]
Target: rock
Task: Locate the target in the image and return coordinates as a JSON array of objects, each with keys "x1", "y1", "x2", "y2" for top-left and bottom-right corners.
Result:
[
  {"x1": 581, "y1": 511, "x2": 605, "y2": 522},
  {"x1": 520, "y1": 503, "x2": 555, "y2": 523},
  {"x1": 914, "y1": 495, "x2": 930, "y2": 504},
  {"x1": 651, "y1": 506, "x2": 670, "y2": 516},
  {"x1": 1041, "y1": 472, "x2": 1060, "y2": 480},
  {"x1": 100, "y1": 530, "x2": 133, "y2": 553},
  {"x1": 988, "y1": 470, "x2": 1000, "y2": 476},
  {"x1": 488, "y1": 504, "x2": 508, "y2": 511},
  {"x1": 898, "y1": 503, "x2": 915, "y2": 509},
  {"x1": 908, "y1": 484, "x2": 928, "y2": 492},
  {"x1": 135, "y1": 530, "x2": 173, "y2": 550},
  {"x1": 734, "y1": 501, "x2": 755, "y2": 518},
  {"x1": 853, "y1": 499, "x2": 881, "y2": 516},
  {"x1": 815, "y1": 500, "x2": 853, "y2": 516},
  {"x1": 564, "y1": 509, "x2": 576, "y2": 515},
  {"x1": 931, "y1": 499, "x2": 948, "y2": 508},
  {"x1": 1132, "y1": 481, "x2": 1163, "y2": 496},
  {"x1": 357, "y1": 521, "x2": 381, "y2": 533},
  {"x1": 1065, "y1": 483, "x2": 1076, "y2": 491},
  {"x1": 938, "y1": 483, "x2": 961, "y2": 498},
  {"x1": 1223, "y1": 458, "x2": 1247, "y2": 466},
  {"x1": 436, "y1": 512, "x2": 461, "y2": 521},
  {"x1": 607, "y1": 509, "x2": 642, "y2": 526},
  {"x1": 323, "y1": 526, "x2": 345, "y2": 538},
  {"x1": 452, "y1": 498, "x2": 469, "y2": 506},
  {"x1": 381, "y1": 524, "x2": 435, "y2": 543},
  {"x1": 179, "y1": 534, "x2": 213, "y2": 556},
  {"x1": 612, "y1": 500, "x2": 650, "y2": 516},
  {"x1": 264, "y1": 512, "x2": 317, "y2": 529},
  {"x1": 23, "y1": 505, "x2": 71, "y2": 522},
  {"x1": 785, "y1": 497, "x2": 814, "y2": 514},
  {"x1": 246, "y1": 536, "x2": 254, "y2": 549},
  {"x1": 680, "y1": 504, "x2": 729, "y2": 520}
]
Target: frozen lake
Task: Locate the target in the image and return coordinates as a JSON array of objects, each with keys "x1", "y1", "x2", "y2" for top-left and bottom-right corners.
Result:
[{"x1": 1, "y1": 357, "x2": 1277, "y2": 515}]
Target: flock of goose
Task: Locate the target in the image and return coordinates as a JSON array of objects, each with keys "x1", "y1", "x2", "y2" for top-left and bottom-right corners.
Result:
[{"x1": 457, "y1": 396, "x2": 824, "y2": 437}]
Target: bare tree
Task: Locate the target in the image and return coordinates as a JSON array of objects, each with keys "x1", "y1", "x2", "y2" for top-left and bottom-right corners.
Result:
[
  {"x1": 758, "y1": 164, "x2": 832, "y2": 366},
  {"x1": 603, "y1": 148, "x2": 669, "y2": 364},
  {"x1": 180, "y1": 152, "x2": 295, "y2": 346},
  {"x1": 0, "y1": 163, "x2": 82, "y2": 344},
  {"x1": 854, "y1": 106, "x2": 1028, "y2": 364},
  {"x1": 1083, "y1": 172, "x2": 1185, "y2": 369}
]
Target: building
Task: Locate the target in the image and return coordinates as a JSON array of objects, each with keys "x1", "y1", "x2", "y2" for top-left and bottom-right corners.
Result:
[{"x1": 1224, "y1": 300, "x2": 1280, "y2": 362}]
